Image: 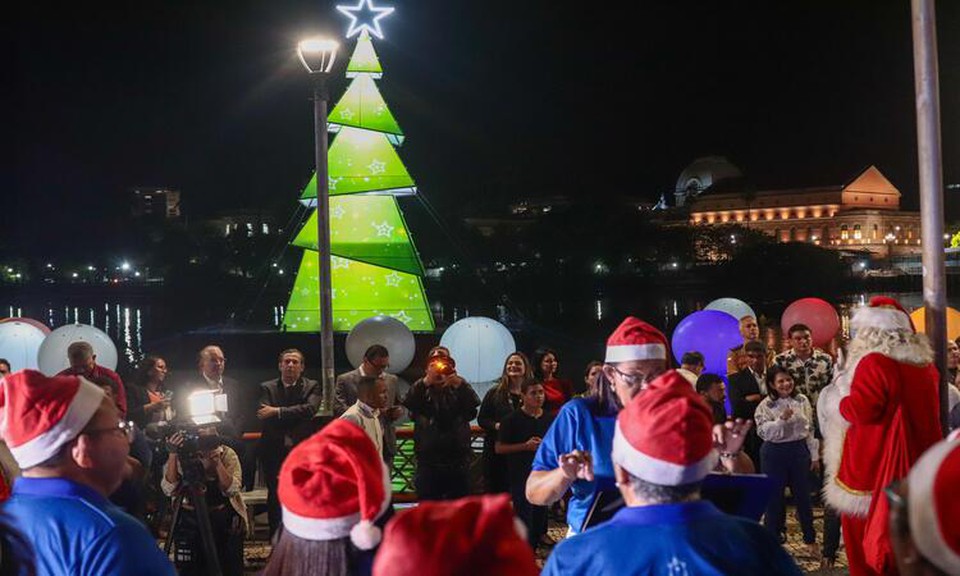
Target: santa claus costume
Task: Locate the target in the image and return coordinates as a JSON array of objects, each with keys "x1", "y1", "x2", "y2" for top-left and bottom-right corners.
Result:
[{"x1": 818, "y1": 297, "x2": 942, "y2": 575}]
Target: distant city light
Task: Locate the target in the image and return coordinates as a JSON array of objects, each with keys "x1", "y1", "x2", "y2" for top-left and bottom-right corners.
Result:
[
  {"x1": 87, "y1": 265, "x2": 95, "y2": 271},
  {"x1": 278, "y1": 269, "x2": 285, "y2": 275},
  {"x1": 134, "y1": 271, "x2": 141, "y2": 277},
  {"x1": 46, "y1": 263, "x2": 54, "y2": 269},
  {"x1": 71, "y1": 272, "x2": 78, "y2": 278},
  {"x1": 120, "y1": 262, "x2": 131, "y2": 271}
]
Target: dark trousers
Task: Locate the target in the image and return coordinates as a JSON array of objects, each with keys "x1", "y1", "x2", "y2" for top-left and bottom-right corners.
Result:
[
  {"x1": 483, "y1": 448, "x2": 510, "y2": 494},
  {"x1": 510, "y1": 486, "x2": 547, "y2": 549},
  {"x1": 823, "y1": 504, "x2": 842, "y2": 560},
  {"x1": 260, "y1": 441, "x2": 291, "y2": 538},
  {"x1": 415, "y1": 465, "x2": 470, "y2": 501},
  {"x1": 761, "y1": 440, "x2": 816, "y2": 544},
  {"x1": 174, "y1": 505, "x2": 244, "y2": 576}
]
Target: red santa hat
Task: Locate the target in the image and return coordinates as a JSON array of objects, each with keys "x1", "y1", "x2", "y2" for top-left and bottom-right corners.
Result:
[
  {"x1": 372, "y1": 494, "x2": 538, "y2": 576},
  {"x1": 612, "y1": 370, "x2": 717, "y2": 485},
  {"x1": 907, "y1": 438, "x2": 960, "y2": 575},
  {"x1": 278, "y1": 419, "x2": 390, "y2": 549},
  {"x1": 605, "y1": 316, "x2": 669, "y2": 363},
  {"x1": 0, "y1": 370, "x2": 106, "y2": 469},
  {"x1": 851, "y1": 295, "x2": 915, "y2": 333}
]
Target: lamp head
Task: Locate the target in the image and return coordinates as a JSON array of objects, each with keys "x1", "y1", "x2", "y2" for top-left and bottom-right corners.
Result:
[{"x1": 298, "y1": 37, "x2": 339, "y2": 74}]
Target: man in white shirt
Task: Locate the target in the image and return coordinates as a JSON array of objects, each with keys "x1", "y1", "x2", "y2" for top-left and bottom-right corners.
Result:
[
  {"x1": 340, "y1": 375, "x2": 388, "y2": 458},
  {"x1": 677, "y1": 351, "x2": 704, "y2": 387}
]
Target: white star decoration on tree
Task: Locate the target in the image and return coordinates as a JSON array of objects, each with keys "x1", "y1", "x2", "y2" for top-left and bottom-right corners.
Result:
[
  {"x1": 384, "y1": 272, "x2": 401, "y2": 286},
  {"x1": 337, "y1": 0, "x2": 395, "y2": 39},
  {"x1": 331, "y1": 204, "x2": 346, "y2": 219},
  {"x1": 332, "y1": 256, "x2": 351, "y2": 270},
  {"x1": 367, "y1": 159, "x2": 386, "y2": 175},
  {"x1": 339, "y1": 107, "x2": 355, "y2": 121},
  {"x1": 329, "y1": 176, "x2": 342, "y2": 191},
  {"x1": 372, "y1": 221, "x2": 394, "y2": 237},
  {"x1": 393, "y1": 310, "x2": 412, "y2": 324}
]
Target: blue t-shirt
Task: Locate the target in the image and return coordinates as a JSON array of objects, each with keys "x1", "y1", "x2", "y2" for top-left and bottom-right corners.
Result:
[
  {"x1": 531, "y1": 396, "x2": 616, "y2": 533},
  {"x1": 3, "y1": 477, "x2": 177, "y2": 576},
  {"x1": 542, "y1": 500, "x2": 803, "y2": 576}
]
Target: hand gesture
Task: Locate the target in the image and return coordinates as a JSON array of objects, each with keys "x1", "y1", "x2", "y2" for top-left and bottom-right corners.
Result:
[
  {"x1": 147, "y1": 396, "x2": 168, "y2": 412},
  {"x1": 166, "y1": 431, "x2": 185, "y2": 452},
  {"x1": 781, "y1": 408, "x2": 794, "y2": 421},
  {"x1": 524, "y1": 436, "x2": 542, "y2": 451},
  {"x1": 713, "y1": 418, "x2": 752, "y2": 456},
  {"x1": 558, "y1": 450, "x2": 594, "y2": 482},
  {"x1": 257, "y1": 405, "x2": 280, "y2": 420}
]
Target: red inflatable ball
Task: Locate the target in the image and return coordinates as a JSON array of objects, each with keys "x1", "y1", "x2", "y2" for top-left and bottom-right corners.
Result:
[{"x1": 780, "y1": 298, "x2": 839, "y2": 348}]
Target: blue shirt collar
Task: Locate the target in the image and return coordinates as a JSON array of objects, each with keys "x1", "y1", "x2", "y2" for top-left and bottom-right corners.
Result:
[
  {"x1": 608, "y1": 499, "x2": 722, "y2": 526},
  {"x1": 12, "y1": 477, "x2": 110, "y2": 508}
]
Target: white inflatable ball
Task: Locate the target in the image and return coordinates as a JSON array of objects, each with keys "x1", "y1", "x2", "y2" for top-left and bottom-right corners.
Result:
[
  {"x1": 37, "y1": 323, "x2": 119, "y2": 376},
  {"x1": 0, "y1": 321, "x2": 48, "y2": 372},
  {"x1": 439, "y1": 317, "x2": 516, "y2": 384},
  {"x1": 704, "y1": 297, "x2": 757, "y2": 323},
  {"x1": 345, "y1": 316, "x2": 416, "y2": 374}
]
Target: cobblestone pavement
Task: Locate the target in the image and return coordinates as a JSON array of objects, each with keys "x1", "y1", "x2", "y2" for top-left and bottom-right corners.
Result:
[{"x1": 242, "y1": 505, "x2": 851, "y2": 575}]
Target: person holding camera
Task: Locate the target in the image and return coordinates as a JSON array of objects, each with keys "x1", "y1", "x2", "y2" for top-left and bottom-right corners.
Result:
[
  {"x1": 402, "y1": 348, "x2": 481, "y2": 501},
  {"x1": 162, "y1": 428, "x2": 248, "y2": 576}
]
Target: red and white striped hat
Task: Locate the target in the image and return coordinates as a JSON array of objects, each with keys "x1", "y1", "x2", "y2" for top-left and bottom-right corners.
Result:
[
  {"x1": 907, "y1": 438, "x2": 960, "y2": 575},
  {"x1": 612, "y1": 370, "x2": 717, "y2": 485},
  {"x1": 605, "y1": 317, "x2": 668, "y2": 363},
  {"x1": 0, "y1": 370, "x2": 105, "y2": 469},
  {"x1": 278, "y1": 419, "x2": 390, "y2": 549}
]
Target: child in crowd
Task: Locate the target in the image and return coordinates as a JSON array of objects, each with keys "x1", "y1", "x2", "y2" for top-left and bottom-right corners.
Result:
[
  {"x1": 755, "y1": 365, "x2": 819, "y2": 558},
  {"x1": 496, "y1": 380, "x2": 555, "y2": 549}
]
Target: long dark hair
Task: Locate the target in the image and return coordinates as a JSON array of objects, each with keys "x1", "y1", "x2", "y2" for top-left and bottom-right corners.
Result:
[
  {"x1": 765, "y1": 365, "x2": 799, "y2": 401},
  {"x1": 492, "y1": 352, "x2": 534, "y2": 403},
  {"x1": 132, "y1": 355, "x2": 164, "y2": 389},
  {"x1": 533, "y1": 347, "x2": 560, "y2": 381},
  {"x1": 261, "y1": 531, "x2": 353, "y2": 576}
]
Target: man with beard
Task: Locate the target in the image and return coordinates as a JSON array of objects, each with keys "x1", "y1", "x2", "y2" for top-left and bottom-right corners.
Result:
[{"x1": 819, "y1": 297, "x2": 942, "y2": 576}]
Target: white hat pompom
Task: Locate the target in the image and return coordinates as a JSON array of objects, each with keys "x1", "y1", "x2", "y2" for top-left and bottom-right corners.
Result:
[{"x1": 350, "y1": 519, "x2": 382, "y2": 550}]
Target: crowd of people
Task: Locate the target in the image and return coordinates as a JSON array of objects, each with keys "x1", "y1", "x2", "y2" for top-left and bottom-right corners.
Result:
[{"x1": 1, "y1": 295, "x2": 959, "y2": 575}]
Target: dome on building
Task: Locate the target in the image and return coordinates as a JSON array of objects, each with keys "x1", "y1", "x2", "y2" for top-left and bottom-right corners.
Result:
[{"x1": 675, "y1": 156, "x2": 743, "y2": 195}]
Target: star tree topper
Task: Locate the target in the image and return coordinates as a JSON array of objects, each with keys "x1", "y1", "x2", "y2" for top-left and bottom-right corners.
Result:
[{"x1": 337, "y1": 0, "x2": 395, "y2": 39}]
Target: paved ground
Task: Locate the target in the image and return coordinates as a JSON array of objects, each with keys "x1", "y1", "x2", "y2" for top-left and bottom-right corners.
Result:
[{"x1": 239, "y1": 504, "x2": 849, "y2": 574}]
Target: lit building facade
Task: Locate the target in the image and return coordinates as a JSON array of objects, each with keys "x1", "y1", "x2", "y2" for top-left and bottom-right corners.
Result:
[{"x1": 686, "y1": 165, "x2": 922, "y2": 258}]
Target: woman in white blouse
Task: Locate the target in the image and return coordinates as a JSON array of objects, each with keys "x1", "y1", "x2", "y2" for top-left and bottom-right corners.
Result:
[{"x1": 755, "y1": 365, "x2": 820, "y2": 558}]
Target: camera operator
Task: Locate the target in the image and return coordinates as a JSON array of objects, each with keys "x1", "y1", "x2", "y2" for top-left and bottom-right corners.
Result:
[
  {"x1": 402, "y1": 348, "x2": 480, "y2": 501},
  {"x1": 161, "y1": 428, "x2": 248, "y2": 576}
]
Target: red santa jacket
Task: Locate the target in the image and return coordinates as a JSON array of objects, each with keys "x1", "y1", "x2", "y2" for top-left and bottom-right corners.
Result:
[{"x1": 835, "y1": 352, "x2": 941, "y2": 573}]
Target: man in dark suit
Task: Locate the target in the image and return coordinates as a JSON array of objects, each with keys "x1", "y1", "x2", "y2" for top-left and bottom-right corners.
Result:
[
  {"x1": 727, "y1": 340, "x2": 767, "y2": 468},
  {"x1": 334, "y1": 344, "x2": 405, "y2": 468},
  {"x1": 256, "y1": 348, "x2": 321, "y2": 537}
]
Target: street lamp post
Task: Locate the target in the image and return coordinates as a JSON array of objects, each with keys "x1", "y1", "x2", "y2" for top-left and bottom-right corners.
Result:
[{"x1": 298, "y1": 37, "x2": 339, "y2": 417}]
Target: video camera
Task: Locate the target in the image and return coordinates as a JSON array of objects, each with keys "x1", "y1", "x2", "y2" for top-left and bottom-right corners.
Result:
[{"x1": 145, "y1": 389, "x2": 229, "y2": 458}]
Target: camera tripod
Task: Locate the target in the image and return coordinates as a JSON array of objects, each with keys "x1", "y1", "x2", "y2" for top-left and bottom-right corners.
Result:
[{"x1": 162, "y1": 457, "x2": 222, "y2": 576}]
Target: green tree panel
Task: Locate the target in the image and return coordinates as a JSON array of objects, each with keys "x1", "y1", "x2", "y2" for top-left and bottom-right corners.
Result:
[
  {"x1": 292, "y1": 196, "x2": 424, "y2": 276},
  {"x1": 346, "y1": 30, "x2": 383, "y2": 78},
  {"x1": 329, "y1": 75, "x2": 403, "y2": 142},
  {"x1": 300, "y1": 127, "x2": 416, "y2": 199},
  {"x1": 283, "y1": 251, "x2": 434, "y2": 332}
]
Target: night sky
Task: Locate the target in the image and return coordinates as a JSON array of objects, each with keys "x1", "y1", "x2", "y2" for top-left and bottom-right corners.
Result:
[{"x1": 10, "y1": 0, "x2": 959, "y2": 256}]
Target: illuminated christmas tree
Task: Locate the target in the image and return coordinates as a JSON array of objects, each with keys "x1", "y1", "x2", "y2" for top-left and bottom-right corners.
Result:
[{"x1": 283, "y1": 30, "x2": 434, "y2": 332}]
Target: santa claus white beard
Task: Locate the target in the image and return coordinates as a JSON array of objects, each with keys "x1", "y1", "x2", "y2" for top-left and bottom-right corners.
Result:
[{"x1": 845, "y1": 327, "x2": 934, "y2": 368}]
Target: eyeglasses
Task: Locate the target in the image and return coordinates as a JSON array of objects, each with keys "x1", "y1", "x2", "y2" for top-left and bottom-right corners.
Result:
[
  {"x1": 83, "y1": 420, "x2": 136, "y2": 443},
  {"x1": 608, "y1": 365, "x2": 653, "y2": 388}
]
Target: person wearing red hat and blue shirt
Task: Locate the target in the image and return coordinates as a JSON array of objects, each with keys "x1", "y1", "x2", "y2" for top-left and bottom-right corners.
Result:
[
  {"x1": 526, "y1": 317, "x2": 753, "y2": 537},
  {"x1": 542, "y1": 369, "x2": 802, "y2": 575},
  {"x1": 819, "y1": 296, "x2": 942, "y2": 576},
  {"x1": 0, "y1": 370, "x2": 176, "y2": 576}
]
